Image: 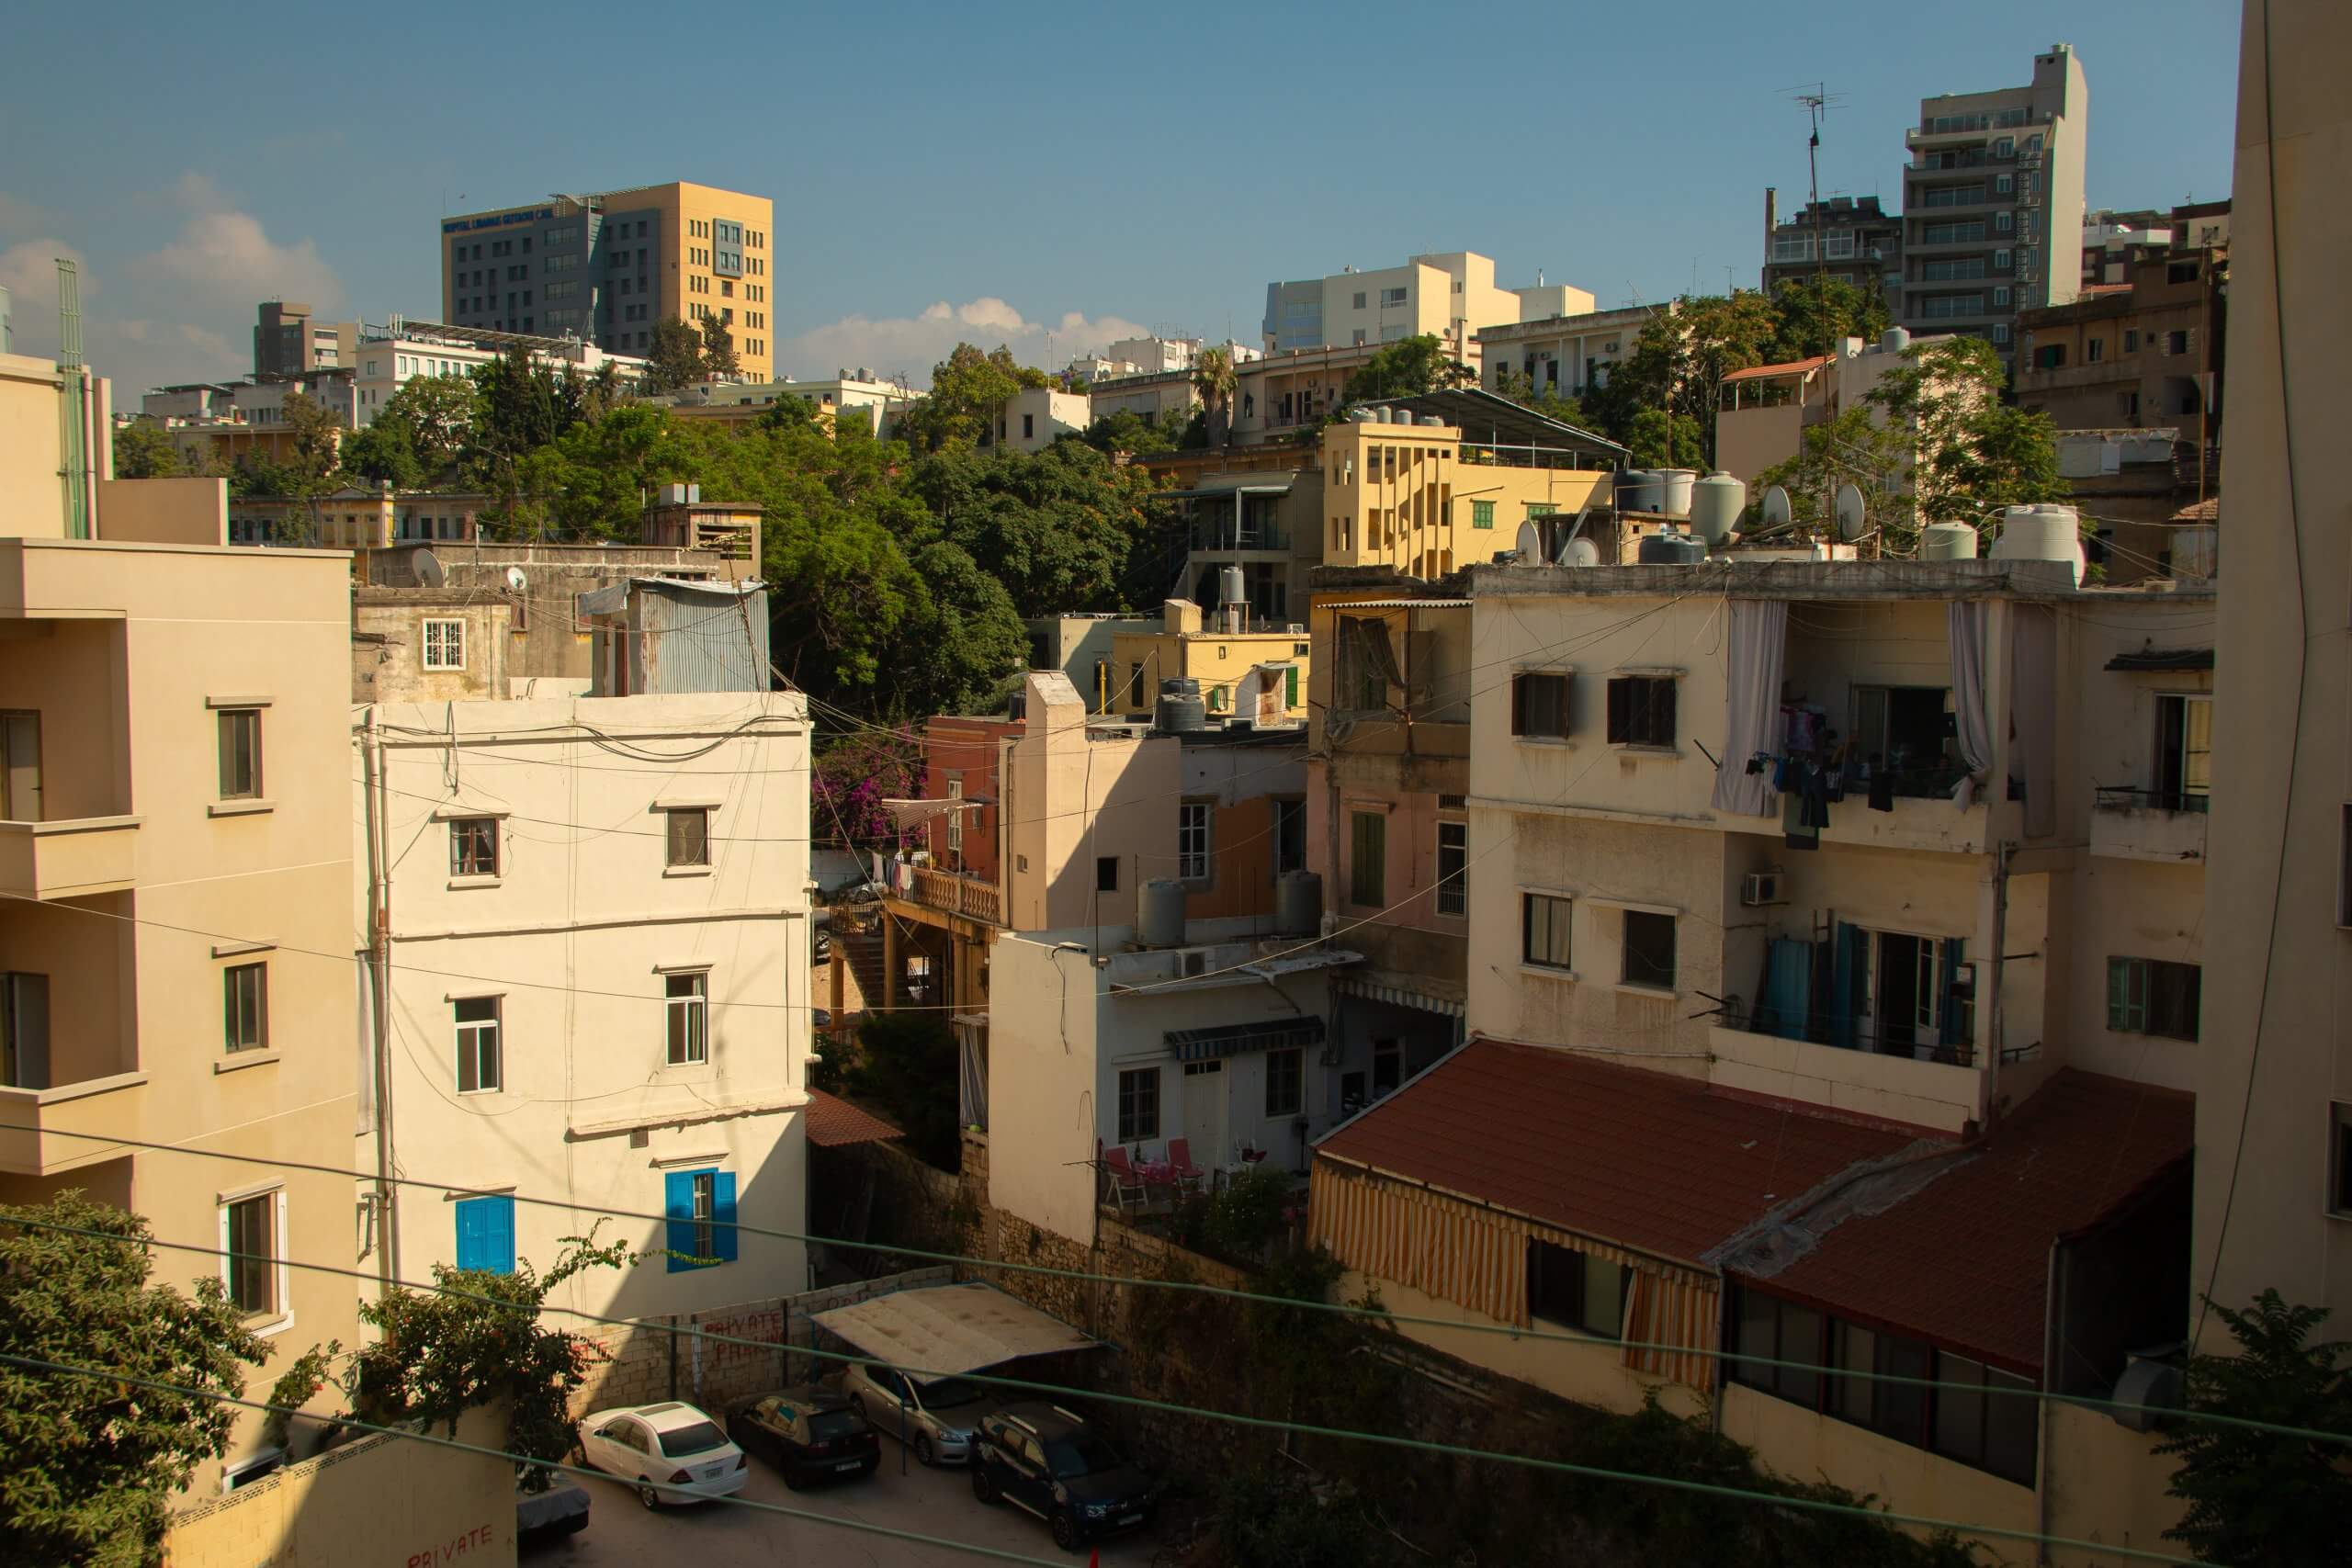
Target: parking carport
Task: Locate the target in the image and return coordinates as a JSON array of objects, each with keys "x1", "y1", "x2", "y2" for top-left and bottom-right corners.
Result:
[{"x1": 813, "y1": 1280, "x2": 1098, "y2": 1376}]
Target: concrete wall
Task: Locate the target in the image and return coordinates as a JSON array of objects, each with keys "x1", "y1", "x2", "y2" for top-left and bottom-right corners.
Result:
[
  {"x1": 1181, "y1": 740, "x2": 1306, "y2": 924},
  {"x1": 96, "y1": 476, "x2": 228, "y2": 545},
  {"x1": 2198, "y1": 0, "x2": 2352, "y2": 1331},
  {"x1": 364, "y1": 692, "x2": 811, "y2": 1325},
  {"x1": 986, "y1": 936, "x2": 1103, "y2": 1241},
  {"x1": 164, "y1": 1408, "x2": 517, "y2": 1568},
  {"x1": 353, "y1": 595, "x2": 513, "y2": 703},
  {"x1": 1002, "y1": 675, "x2": 1178, "y2": 932}
]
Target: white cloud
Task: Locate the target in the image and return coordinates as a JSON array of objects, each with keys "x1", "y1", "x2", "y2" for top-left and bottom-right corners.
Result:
[
  {"x1": 133, "y1": 188, "x2": 340, "y2": 310},
  {"x1": 775, "y1": 295, "x2": 1156, "y2": 383},
  {"x1": 0, "y1": 239, "x2": 95, "y2": 355}
]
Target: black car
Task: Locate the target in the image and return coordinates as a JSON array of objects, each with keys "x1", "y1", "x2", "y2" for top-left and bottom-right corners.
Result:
[
  {"x1": 969, "y1": 1403, "x2": 1159, "y2": 1551},
  {"x1": 724, "y1": 1387, "x2": 881, "y2": 1488}
]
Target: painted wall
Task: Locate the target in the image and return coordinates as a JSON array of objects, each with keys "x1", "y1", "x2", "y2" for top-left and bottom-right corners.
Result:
[
  {"x1": 96, "y1": 476, "x2": 228, "y2": 545},
  {"x1": 1180, "y1": 739, "x2": 1306, "y2": 923},
  {"x1": 1001, "y1": 673, "x2": 1180, "y2": 932},
  {"x1": 363, "y1": 691, "x2": 810, "y2": 1325}
]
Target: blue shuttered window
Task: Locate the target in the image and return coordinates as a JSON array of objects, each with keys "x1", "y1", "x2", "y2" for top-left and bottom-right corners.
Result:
[
  {"x1": 453, "y1": 1195, "x2": 514, "y2": 1274},
  {"x1": 664, "y1": 1168, "x2": 738, "y2": 1271}
]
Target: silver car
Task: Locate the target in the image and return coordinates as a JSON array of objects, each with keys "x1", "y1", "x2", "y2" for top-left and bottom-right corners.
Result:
[{"x1": 841, "y1": 1360, "x2": 989, "y2": 1466}]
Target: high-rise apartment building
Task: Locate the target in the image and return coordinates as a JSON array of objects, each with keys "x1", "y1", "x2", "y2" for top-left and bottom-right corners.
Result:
[
  {"x1": 439, "y1": 181, "x2": 775, "y2": 381},
  {"x1": 252, "y1": 300, "x2": 356, "y2": 380},
  {"x1": 1897, "y1": 43, "x2": 2087, "y2": 367},
  {"x1": 1760, "y1": 192, "x2": 1903, "y2": 313}
]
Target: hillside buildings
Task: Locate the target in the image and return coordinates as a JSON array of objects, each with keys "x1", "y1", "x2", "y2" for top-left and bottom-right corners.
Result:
[
  {"x1": 1262, "y1": 252, "x2": 1591, "y2": 367},
  {"x1": 1762, "y1": 193, "x2": 1903, "y2": 311}
]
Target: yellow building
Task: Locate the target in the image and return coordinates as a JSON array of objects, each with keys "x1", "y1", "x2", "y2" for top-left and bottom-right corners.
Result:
[
  {"x1": 1319, "y1": 411, "x2": 1611, "y2": 579},
  {"x1": 440, "y1": 180, "x2": 775, "y2": 380},
  {"x1": 1108, "y1": 600, "x2": 1310, "y2": 721}
]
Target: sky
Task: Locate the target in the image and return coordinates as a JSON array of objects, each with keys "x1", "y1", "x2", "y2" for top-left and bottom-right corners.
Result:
[{"x1": 0, "y1": 1, "x2": 2244, "y2": 396}]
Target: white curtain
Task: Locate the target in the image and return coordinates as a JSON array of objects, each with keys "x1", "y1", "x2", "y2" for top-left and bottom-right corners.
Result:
[
  {"x1": 1948, "y1": 602, "x2": 1996, "y2": 808},
  {"x1": 1711, "y1": 599, "x2": 1789, "y2": 818},
  {"x1": 2008, "y1": 604, "x2": 2057, "y2": 836}
]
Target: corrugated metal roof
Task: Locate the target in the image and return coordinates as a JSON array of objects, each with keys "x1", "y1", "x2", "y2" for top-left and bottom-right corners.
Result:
[
  {"x1": 1721, "y1": 355, "x2": 1834, "y2": 384},
  {"x1": 812, "y1": 1282, "x2": 1098, "y2": 1374},
  {"x1": 1323, "y1": 598, "x2": 1473, "y2": 610}
]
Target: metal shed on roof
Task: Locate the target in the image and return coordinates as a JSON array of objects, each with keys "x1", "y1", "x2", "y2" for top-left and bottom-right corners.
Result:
[
  {"x1": 811, "y1": 1282, "x2": 1099, "y2": 1375},
  {"x1": 576, "y1": 576, "x2": 770, "y2": 695}
]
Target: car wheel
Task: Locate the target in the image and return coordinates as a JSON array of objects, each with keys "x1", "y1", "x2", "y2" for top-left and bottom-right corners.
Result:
[
  {"x1": 914, "y1": 1432, "x2": 936, "y2": 1467},
  {"x1": 972, "y1": 1463, "x2": 999, "y2": 1505},
  {"x1": 780, "y1": 1463, "x2": 805, "y2": 1491},
  {"x1": 1050, "y1": 1508, "x2": 1080, "y2": 1551},
  {"x1": 568, "y1": 1438, "x2": 587, "y2": 1469},
  {"x1": 637, "y1": 1479, "x2": 661, "y2": 1510}
]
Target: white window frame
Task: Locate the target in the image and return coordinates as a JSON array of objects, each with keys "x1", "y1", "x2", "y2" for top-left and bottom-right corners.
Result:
[
  {"x1": 455, "y1": 996, "x2": 503, "y2": 1094},
  {"x1": 1435, "y1": 819, "x2": 1468, "y2": 918},
  {"x1": 422, "y1": 617, "x2": 466, "y2": 671},
  {"x1": 1178, "y1": 800, "x2": 1213, "y2": 883},
  {"x1": 664, "y1": 970, "x2": 709, "y2": 1066},
  {"x1": 218, "y1": 1185, "x2": 291, "y2": 1334}
]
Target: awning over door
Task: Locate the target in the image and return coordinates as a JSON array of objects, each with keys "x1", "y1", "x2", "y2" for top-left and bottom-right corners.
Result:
[{"x1": 1163, "y1": 1016, "x2": 1327, "y2": 1063}]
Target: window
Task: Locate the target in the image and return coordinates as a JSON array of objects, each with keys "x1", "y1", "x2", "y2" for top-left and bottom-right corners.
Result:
[
  {"x1": 2107, "y1": 957, "x2": 2200, "y2": 1040},
  {"x1": 1381, "y1": 287, "x2": 1408, "y2": 308},
  {"x1": 1995, "y1": 210, "x2": 2014, "y2": 233},
  {"x1": 1348, "y1": 810, "x2": 1385, "y2": 907},
  {"x1": 222, "y1": 1192, "x2": 280, "y2": 1319},
  {"x1": 1606, "y1": 675, "x2": 1676, "y2": 747},
  {"x1": 1116, "y1": 1066, "x2": 1159, "y2": 1143},
  {"x1": 1096, "y1": 855, "x2": 1118, "y2": 893},
  {"x1": 455, "y1": 997, "x2": 502, "y2": 1093},
  {"x1": 663, "y1": 1168, "x2": 737, "y2": 1271},
  {"x1": 665, "y1": 807, "x2": 711, "y2": 868},
  {"x1": 1179, "y1": 801, "x2": 1213, "y2": 882},
  {"x1": 1511, "y1": 671, "x2": 1570, "y2": 739},
  {"x1": 223, "y1": 963, "x2": 267, "y2": 1054},
  {"x1": 664, "y1": 971, "x2": 709, "y2": 1064},
  {"x1": 1990, "y1": 323, "x2": 2011, "y2": 344},
  {"x1": 1127, "y1": 663, "x2": 1146, "y2": 707},
  {"x1": 218, "y1": 708, "x2": 262, "y2": 799},
  {"x1": 2167, "y1": 330, "x2": 2190, "y2": 355},
  {"x1": 1527, "y1": 1241, "x2": 1627, "y2": 1337},
  {"x1": 2331, "y1": 1103, "x2": 2352, "y2": 1216},
  {"x1": 1522, "y1": 893, "x2": 1572, "y2": 971},
  {"x1": 1995, "y1": 174, "x2": 2013, "y2": 195},
  {"x1": 2155, "y1": 694, "x2": 2212, "y2": 806},
  {"x1": 0, "y1": 972, "x2": 49, "y2": 1090},
  {"x1": 1471, "y1": 500, "x2": 1495, "y2": 530},
  {"x1": 2086, "y1": 337, "x2": 2105, "y2": 364},
  {"x1": 1265, "y1": 1048, "x2": 1303, "y2": 1117},
  {"x1": 1932, "y1": 1352, "x2": 2039, "y2": 1485},
  {"x1": 1993, "y1": 287, "x2": 2011, "y2": 307},
  {"x1": 454, "y1": 1195, "x2": 515, "y2": 1273},
  {"x1": 1831, "y1": 1319, "x2": 1931, "y2": 1443},
  {"x1": 1993, "y1": 248, "x2": 2011, "y2": 269},
  {"x1": 2123, "y1": 328, "x2": 2139, "y2": 353},
  {"x1": 1623, "y1": 910, "x2": 1676, "y2": 989},
  {"x1": 1734, "y1": 1287, "x2": 1825, "y2": 1407},
  {"x1": 450, "y1": 817, "x2": 499, "y2": 878},
  {"x1": 1435, "y1": 820, "x2": 1467, "y2": 917},
  {"x1": 1351, "y1": 291, "x2": 1367, "y2": 310}
]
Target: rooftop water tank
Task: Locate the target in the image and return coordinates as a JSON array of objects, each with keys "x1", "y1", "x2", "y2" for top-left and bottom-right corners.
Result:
[
  {"x1": 1156, "y1": 677, "x2": 1206, "y2": 734},
  {"x1": 1419, "y1": 415, "x2": 1444, "y2": 427},
  {"x1": 1992, "y1": 503, "x2": 2085, "y2": 586},
  {"x1": 1275, "y1": 869, "x2": 1322, "y2": 936},
  {"x1": 1614, "y1": 468, "x2": 1663, "y2": 513},
  {"x1": 1218, "y1": 564, "x2": 1246, "y2": 610},
  {"x1": 1881, "y1": 326, "x2": 1911, "y2": 355},
  {"x1": 1657, "y1": 468, "x2": 1698, "y2": 520},
  {"x1": 1138, "y1": 879, "x2": 1186, "y2": 949},
  {"x1": 1637, "y1": 531, "x2": 1709, "y2": 565},
  {"x1": 1689, "y1": 471, "x2": 1747, "y2": 545},
  {"x1": 1921, "y1": 521, "x2": 1980, "y2": 560}
]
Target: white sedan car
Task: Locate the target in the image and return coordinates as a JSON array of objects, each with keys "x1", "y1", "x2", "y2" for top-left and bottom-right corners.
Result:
[{"x1": 575, "y1": 1401, "x2": 750, "y2": 1509}]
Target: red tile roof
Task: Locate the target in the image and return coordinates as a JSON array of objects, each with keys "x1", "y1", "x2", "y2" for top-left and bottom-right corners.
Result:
[
  {"x1": 1722, "y1": 355, "x2": 1834, "y2": 385},
  {"x1": 806, "y1": 1089, "x2": 905, "y2": 1148},
  {"x1": 1314, "y1": 1041, "x2": 1923, "y2": 1267},
  {"x1": 1756, "y1": 1070, "x2": 2193, "y2": 1376}
]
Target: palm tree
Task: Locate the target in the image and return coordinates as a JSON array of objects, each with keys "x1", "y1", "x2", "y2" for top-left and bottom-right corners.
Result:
[{"x1": 1193, "y1": 346, "x2": 1238, "y2": 446}]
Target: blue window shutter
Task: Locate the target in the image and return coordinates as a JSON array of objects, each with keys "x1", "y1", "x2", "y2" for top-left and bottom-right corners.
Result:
[
  {"x1": 1939, "y1": 939, "x2": 1968, "y2": 1049},
  {"x1": 489, "y1": 1196, "x2": 515, "y2": 1274},
  {"x1": 455, "y1": 1200, "x2": 486, "y2": 1271},
  {"x1": 664, "y1": 1170, "x2": 695, "y2": 1274},
  {"x1": 713, "y1": 1172, "x2": 739, "y2": 1262}
]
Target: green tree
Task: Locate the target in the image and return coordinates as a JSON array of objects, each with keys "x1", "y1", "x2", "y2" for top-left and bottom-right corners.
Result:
[
  {"x1": 645, "y1": 316, "x2": 706, "y2": 393},
  {"x1": 904, "y1": 440, "x2": 1164, "y2": 617},
  {"x1": 840, "y1": 1011, "x2": 962, "y2": 1168},
  {"x1": 377, "y1": 372, "x2": 481, "y2": 479},
  {"x1": 0, "y1": 1194, "x2": 270, "y2": 1568},
  {"x1": 276, "y1": 389, "x2": 346, "y2": 542},
  {"x1": 2160, "y1": 1291, "x2": 2352, "y2": 1565},
  {"x1": 1081, "y1": 409, "x2": 1178, "y2": 457},
  {"x1": 1597, "y1": 292, "x2": 1779, "y2": 468},
  {"x1": 896, "y1": 343, "x2": 1045, "y2": 452},
  {"x1": 1340, "y1": 333, "x2": 1474, "y2": 403},
  {"x1": 1767, "y1": 276, "x2": 1893, "y2": 362},
  {"x1": 1192, "y1": 345, "x2": 1238, "y2": 444},
  {"x1": 699, "y1": 314, "x2": 740, "y2": 378},
  {"x1": 336, "y1": 412, "x2": 425, "y2": 490},
  {"x1": 1627, "y1": 408, "x2": 1705, "y2": 470},
  {"x1": 469, "y1": 350, "x2": 589, "y2": 521},
  {"x1": 111, "y1": 422, "x2": 185, "y2": 479}
]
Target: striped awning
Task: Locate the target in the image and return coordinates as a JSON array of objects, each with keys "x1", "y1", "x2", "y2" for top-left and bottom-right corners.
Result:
[
  {"x1": 1164, "y1": 1017, "x2": 1326, "y2": 1063},
  {"x1": 1310, "y1": 1159, "x2": 1722, "y2": 1392},
  {"x1": 1336, "y1": 976, "x2": 1464, "y2": 1019}
]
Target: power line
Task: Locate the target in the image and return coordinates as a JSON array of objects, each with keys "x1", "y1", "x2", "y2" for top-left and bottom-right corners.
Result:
[{"x1": 0, "y1": 1241, "x2": 2218, "y2": 1565}]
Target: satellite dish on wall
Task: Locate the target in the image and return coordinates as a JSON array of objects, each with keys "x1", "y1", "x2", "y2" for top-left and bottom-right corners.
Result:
[
  {"x1": 413, "y1": 547, "x2": 446, "y2": 588},
  {"x1": 1835, "y1": 483, "x2": 1870, "y2": 543},
  {"x1": 1513, "y1": 521, "x2": 1544, "y2": 562},
  {"x1": 505, "y1": 565, "x2": 528, "y2": 594},
  {"x1": 1560, "y1": 536, "x2": 1601, "y2": 568},
  {"x1": 1759, "y1": 485, "x2": 1792, "y2": 531}
]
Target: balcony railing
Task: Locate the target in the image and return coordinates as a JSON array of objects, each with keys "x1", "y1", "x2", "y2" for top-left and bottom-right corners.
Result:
[
  {"x1": 0, "y1": 817, "x2": 141, "y2": 901},
  {"x1": 2095, "y1": 786, "x2": 2210, "y2": 815},
  {"x1": 908, "y1": 864, "x2": 1002, "y2": 924},
  {"x1": 2090, "y1": 786, "x2": 2210, "y2": 863}
]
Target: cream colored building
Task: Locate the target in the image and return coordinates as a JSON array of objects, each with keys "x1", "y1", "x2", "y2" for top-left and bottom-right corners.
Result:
[
  {"x1": 981, "y1": 386, "x2": 1091, "y2": 454},
  {"x1": 1319, "y1": 410, "x2": 1612, "y2": 579},
  {"x1": 1108, "y1": 600, "x2": 1309, "y2": 723},
  {"x1": 2198, "y1": 0, "x2": 2352, "y2": 1344},
  {"x1": 2, "y1": 348, "x2": 107, "y2": 538},
  {"x1": 0, "y1": 518, "x2": 365, "y2": 1492},
  {"x1": 356, "y1": 691, "x2": 812, "y2": 1320},
  {"x1": 1713, "y1": 329, "x2": 1955, "y2": 490},
  {"x1": 1261, "y1": 251, "x2": 1591, "y2": 367},
  {"x1": 661, "y1": 375, "x2": 915, "y2": 437},
  {"x1": 1474, "y1": 303, "x2": 1657, "y2": 401}
]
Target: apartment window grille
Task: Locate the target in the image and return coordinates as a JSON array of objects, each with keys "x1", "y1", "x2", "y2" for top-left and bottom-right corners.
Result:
[{"x1": 422, "y1": 618, "x2": 465, "y2": 671}]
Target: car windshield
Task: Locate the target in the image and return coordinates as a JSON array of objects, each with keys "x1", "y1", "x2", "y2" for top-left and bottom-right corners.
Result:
[
  {"x1": 915, "y1": 1376, "x2": 985, "y2": 1409},
  {"x1": 808, "y1": 1410, "x2": 866, "y2": 1440},
  {"x1": 658, "y1": 1421, "x2": 729, "y2": 1458},
  {"x1": 1046, "y1": 1433, "x2": 1125, "y2": 1480}
]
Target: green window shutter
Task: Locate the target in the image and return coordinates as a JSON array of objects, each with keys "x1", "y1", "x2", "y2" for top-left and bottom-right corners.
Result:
[
  {"x1": 1350, "y1": 812, "x2": 1385, "y2": 907},
  {"x1": 2106, "y1": 958, "x2": 2137, "y2": 1032},
  {"x1": 1284, "y1": 666, "x2": 1299, "y2": 707},
  {"x1": 1472, "y1": 501, "x2": 1495, "y2": 529}
]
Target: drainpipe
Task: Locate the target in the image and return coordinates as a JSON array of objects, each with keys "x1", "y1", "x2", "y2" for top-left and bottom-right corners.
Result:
[
  {"x1": 1984, "y1": 840, "x2": 2011, "y2": 1125},
  {"x1": 361, "y1": 709, "x2": 399, "y2": 1292}
]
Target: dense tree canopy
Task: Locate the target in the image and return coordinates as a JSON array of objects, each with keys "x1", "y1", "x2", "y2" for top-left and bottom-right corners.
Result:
[
  {"x1": 1341, "y1": 334, "x2": 1475, "y2": 403},
  {"x1": 895, "y1": 343, "x2": 1048, "y2": 452}
]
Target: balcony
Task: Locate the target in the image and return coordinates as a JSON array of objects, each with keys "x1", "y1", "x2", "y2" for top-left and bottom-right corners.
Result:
[
  {"x1": 0, "y1": 817, "x2": 141, "y2": 900},
  {"x1": 1710, "y1": 1024, "x2": 1983, "y2": 1134},
  {"x1": 0, "y1": 1072, "x2": 151, "y2": 1178},
  {"x1": 908, "y1": 864, "x2": 1002, "y2": 925},
  {"x1": 2089, "y1": 788, "x2": 2208, "y2": 863}
]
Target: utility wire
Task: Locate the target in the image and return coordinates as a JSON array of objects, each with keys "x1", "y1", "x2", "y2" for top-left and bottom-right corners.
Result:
[{"x1": 0, "y1": 1241, "x2": 2218, "y2": 1567}]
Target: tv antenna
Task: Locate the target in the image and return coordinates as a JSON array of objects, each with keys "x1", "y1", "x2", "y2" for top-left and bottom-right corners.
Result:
[{"x1": 1785, "y1": 84, "x2": 1848, "y2": 284}]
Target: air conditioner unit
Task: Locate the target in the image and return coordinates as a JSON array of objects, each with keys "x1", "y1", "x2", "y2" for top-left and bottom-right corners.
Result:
[
  {"x1": 1181, "y1": 950, "x2": 1207, "y2": 977},
  {"x1": 1741, "y1": 870, "x2": 1787, "y2": 907}
]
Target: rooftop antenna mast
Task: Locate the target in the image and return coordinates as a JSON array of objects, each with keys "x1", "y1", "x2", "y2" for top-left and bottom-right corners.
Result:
[{"x1": 1787, "y1": 84, "x2": 1847, "y2": 286}]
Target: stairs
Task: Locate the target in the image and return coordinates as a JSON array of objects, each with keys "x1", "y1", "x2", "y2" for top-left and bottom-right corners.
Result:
[{"x1": 832, "y1": 914, "x2": 888, "y2": 1016}]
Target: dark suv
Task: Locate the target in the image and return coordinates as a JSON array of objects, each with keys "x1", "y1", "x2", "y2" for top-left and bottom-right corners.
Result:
[{"x1": 969, "y1": 1403, "x2": 1159, "y2": 1551}]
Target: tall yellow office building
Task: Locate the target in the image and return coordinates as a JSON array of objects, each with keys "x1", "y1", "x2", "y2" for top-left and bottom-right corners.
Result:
[{"x1": 439, "y1": 181, "x2": 775, "y2": 381}]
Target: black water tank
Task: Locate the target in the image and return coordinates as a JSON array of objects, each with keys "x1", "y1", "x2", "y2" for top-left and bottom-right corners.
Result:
[{"x1": 1156, "y1": 677, "x2": 1206, "y2": 734}]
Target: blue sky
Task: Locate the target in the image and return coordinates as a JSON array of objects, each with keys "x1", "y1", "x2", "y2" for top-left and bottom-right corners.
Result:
[{"x1": 0, "y1": 0, "x2": 2242, "y2": 393}]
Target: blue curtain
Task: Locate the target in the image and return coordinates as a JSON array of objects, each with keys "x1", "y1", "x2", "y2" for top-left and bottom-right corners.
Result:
[
  {"x1": 1756, "y1": 939, "x2": 1814, "y2": 1042},
  {"x1": 1829, "y1": 923, "x2": 1865, "y2": 1052}
]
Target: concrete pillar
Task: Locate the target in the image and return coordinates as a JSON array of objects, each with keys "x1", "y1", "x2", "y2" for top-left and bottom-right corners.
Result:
[{"x1": 881, "y1": 912, "x2": 899, "y2": 1012}]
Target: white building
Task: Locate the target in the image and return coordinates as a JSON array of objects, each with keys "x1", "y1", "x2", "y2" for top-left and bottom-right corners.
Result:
[
  {"x1": 349, "y1": 320, "x2": 648, "y2": 425},
  {"x1": 1262, "y1": 251, "x2": 1594, "y2": 367},
  {"x1": 1474, "y1": 303, "x2": 1660, "y2": 400},
  {"x1": 356, "y1": 688, "x2": 812, "y2": 1318},
  {"x1": 659, "y1": 375, "x2": 916, "y2": 436},
  {"x1": 982, "y1": 387, "x2": 1091, "y2": 453}
]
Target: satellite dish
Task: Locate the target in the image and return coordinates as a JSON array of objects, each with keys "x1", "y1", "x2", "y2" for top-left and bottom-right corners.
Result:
[
  {"x1": 412, "y1": 547, "x2": 446, "y2": 588},
  {"x1": 1561, "y1": 536, "x2": 1601, "y2": 568},
  {"x1": 1760, "y1": 485, "x2": 1792, "y2": 531},
  {"x1": 1513, "y1": 521, "x2": 1544, "y2": 562},
  {"x1": 1835, "y1": 483, "x2": 1870, "y2": 543},
  {"x1": 505, "y1": 565, "x2": 528, "y2": 593}
]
